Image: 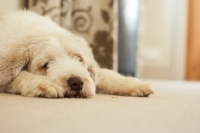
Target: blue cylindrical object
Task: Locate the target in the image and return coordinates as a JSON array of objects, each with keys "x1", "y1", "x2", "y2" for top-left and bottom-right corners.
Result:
[{"x1": 118, "y1": 0, "x2": 140, "y2": 76}]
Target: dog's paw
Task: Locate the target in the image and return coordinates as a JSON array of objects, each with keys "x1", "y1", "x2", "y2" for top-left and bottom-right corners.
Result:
[
  {"x1": 19, "y1": 80, "x2": 65, "y2": 98},
  {"x1": 121, "y1": 78, "x2": 154, "y2": 97},
  {"x1": 33, "y1": 81, "x2": 64, "y2": 98},
  {"x1": 129, "y1": 82, "x2": 154, "y2": 97}
]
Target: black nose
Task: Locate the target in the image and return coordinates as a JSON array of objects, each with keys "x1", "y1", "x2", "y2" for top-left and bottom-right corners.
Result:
[{"x1": 68, "y1": 77, "x2": 83, "y2": 91}]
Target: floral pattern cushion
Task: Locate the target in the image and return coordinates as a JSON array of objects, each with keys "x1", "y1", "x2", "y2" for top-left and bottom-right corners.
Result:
[{"x1": 28, "y1": 0, "x2": 118, "y2": 70}]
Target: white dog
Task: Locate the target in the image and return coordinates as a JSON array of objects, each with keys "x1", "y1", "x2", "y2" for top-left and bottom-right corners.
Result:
[{"x1": 0, "y1": 11, "x2": 154, "y2": 98}]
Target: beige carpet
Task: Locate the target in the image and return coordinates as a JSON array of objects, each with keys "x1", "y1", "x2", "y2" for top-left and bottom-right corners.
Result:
[{"x1": 0, "y1": 80, "x2": 200, "y2": 133}]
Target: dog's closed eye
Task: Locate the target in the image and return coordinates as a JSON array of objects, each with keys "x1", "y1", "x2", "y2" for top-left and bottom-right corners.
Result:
[
  {"x1": 41, "y1": 62, "x2": 49, "y2": 69},
  {"x1": 74, "y1": 54, "x2": 83, "y2": 62},
  {"x1": 36, "y1": 62, "x2": 49, "y2": 75}
]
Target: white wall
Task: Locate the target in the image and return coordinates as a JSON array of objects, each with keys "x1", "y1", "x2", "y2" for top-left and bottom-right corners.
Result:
[
  {"x1": 137, "y1": 0, "x2": 188, "y2": 80},
  {"x1": 0, "y1": 0, "x2": 25, "y2": 13}
]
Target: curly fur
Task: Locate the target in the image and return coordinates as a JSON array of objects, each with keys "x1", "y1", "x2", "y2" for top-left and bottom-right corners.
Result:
[{"x1": 0, "y1": 11, "x2": 154, "y2": 98}]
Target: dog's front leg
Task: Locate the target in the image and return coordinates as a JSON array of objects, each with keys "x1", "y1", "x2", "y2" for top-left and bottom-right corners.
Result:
[
  {"x1": 7, "y1": 70, "x2": 64, "y2": 98},
  {"x1": 96, "y1": 68, "x2": 154, "y2": 97}
]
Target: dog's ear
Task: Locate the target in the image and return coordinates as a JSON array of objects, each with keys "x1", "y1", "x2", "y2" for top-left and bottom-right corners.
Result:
[{"x1": 0, "y1": 46, "x2": 29, "y2": 86}]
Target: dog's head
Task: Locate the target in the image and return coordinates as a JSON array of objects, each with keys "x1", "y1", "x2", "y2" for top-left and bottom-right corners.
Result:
[{"x1": 0, "y1": 24, "x2": 97, "y2": 98}]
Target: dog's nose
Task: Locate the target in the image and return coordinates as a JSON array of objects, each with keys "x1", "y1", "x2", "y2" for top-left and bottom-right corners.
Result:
[{"x1": 68, "y1": 77, "x2": 83, "y2": 91}]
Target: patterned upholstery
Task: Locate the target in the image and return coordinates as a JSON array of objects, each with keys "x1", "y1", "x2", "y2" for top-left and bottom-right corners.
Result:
[{"x1": 28, "y1": 0, "x2": 118, "y2": 70}]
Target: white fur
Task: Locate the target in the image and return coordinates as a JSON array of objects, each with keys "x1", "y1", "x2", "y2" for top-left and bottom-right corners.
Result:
[{"x1": 0, "y1": 11, "x2": 154, "y2": 98}]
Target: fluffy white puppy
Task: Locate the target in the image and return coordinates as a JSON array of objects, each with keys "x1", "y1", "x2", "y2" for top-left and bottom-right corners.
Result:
[{"x1": 0, "y1": 11, "x2": 154, "y2": 98}]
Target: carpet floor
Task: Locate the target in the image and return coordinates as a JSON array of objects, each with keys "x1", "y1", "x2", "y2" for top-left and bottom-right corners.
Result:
[{"x1": 0, "y1": 80, "x2": 200, "y2": 133}]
